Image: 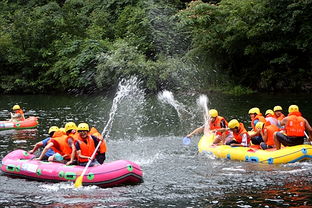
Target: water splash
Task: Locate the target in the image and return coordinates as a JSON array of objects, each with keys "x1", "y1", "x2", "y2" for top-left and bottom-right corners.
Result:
[
  {"x1": 101, "y1": 77, "x2": 143, "y2": 138},
  {"x1": 112, "y1": 77, "x2": 146, "y2": 138},
  {"x1": 197, "y1": 94, "x2": 210, "y2": 124},
  {"x1": 157, "y1": 90, "x2": 191, "y2": 120}
]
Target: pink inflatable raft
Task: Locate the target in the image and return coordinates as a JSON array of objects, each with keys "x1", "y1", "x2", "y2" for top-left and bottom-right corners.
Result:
[
  {"x1": 1, "y1": 150, "x2": 143, "y2": 188},
  {"x1": 0, "y1": 117, "x2": 38, "y2": 131}
]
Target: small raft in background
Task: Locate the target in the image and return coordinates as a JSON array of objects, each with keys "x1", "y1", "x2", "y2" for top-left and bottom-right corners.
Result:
[
  {"x1": 198, "y1": 134, "x2": 312, "y2": 164},
  {"x1": 1, "y1": 150, "x2": 143, "y2": 188},
  {"x1": 0, "y1": 117, "x2": 38, "y2": 131}
]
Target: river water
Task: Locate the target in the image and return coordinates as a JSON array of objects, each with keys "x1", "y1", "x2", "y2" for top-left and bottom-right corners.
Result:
[{"x1": 0, "y1": 90, "x2": 311, "y2": 207}]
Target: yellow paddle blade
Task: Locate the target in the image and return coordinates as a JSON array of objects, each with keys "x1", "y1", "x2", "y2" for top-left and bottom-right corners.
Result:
[{"x1": 74, "y1": 176, "x2": 83, "y2": 188}]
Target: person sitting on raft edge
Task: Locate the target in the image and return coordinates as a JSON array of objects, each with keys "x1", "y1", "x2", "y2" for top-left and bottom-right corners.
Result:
[
  {"x1": 186, "y1": 109, "x2": 231, "y2": 144},
  {"x1": 74, "y1": 123, "x2": 104, "y2": 167},
  {"x1": 36, "y1": 122, "x2": 77, "y2": 165},
  {"x1": 29, "y1": 126, "x2": 59, "y2": 160},
  {"x1": 226, "y1": 119, "x2": 251, "y2": 147},
  {"x1": 10, "y1": 104, "x2": 25, "y2": 122},
  {"x1": 274, "y1": 105, "x2": 312, "y2": 150}
]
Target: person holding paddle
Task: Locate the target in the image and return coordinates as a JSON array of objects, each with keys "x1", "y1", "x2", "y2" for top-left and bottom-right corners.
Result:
[{"x1": 74, "y1": 123, "x2": 104, "y2": 167}]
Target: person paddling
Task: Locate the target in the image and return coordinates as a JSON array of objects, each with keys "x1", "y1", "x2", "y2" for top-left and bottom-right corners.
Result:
[
  {"x1": 10, "y1": 104, "x2": 25, "y2": 122},
  {"x1": 274, "y1": 105, "x2": 312, "y2": 150},
  {"x1": 186, "y1": 109, "x2": 230, "y2": 144},
  {"x1": 74, "y1": 123, "x2": 104, "y2": 167}
]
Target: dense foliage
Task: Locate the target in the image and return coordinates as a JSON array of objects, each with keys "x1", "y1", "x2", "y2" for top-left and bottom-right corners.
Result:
[
  {"x1": 0, "y1": 0, "x2": 311, "y2": 94},
  {"x1": 178, "y1": 0, "x2": 312, "y2": 92}
]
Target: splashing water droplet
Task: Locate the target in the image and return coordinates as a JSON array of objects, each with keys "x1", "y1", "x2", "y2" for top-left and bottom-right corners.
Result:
[
  {"x1": 197, "y1": 94, "x2": 210, "y2": 124},
  {"x1": 157, "y1": 90, "x2": 191, "y2": 121}
]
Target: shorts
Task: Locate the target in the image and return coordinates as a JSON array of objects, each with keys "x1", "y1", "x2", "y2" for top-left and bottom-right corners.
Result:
[
  {"x1": 260, "y1": 142, "x2": 273, "y2": 150},
  {"x1": 225, "y1": 140, "x2": 240, "y2": 146},
  {"x1": 251, "y1": 136, "x2": 264, "y2": 145},
  {"x1": 276, "y1": 132, "x2": 305, "y2": 146}
]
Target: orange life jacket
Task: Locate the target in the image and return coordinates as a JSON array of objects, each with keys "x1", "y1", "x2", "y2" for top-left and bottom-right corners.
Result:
[
  {"x1": 76, "y1": 135, "x2": 96, "y2": 163},
  {"x1": 234, "y1": 123, "x2": 250, "y2": 144},
  {"x1": 262, "y1": 124, "x2": 279, "y2": 146},
  {"x1": 49, "y1": 135, "x2": 73, "y2": 160},
  {"x1": 265, "y1": 115, "x2": 278, "y2": 126},
  {"x1": 251, "y1": 114, "x2": 266, "y2": 131},
  {"x1": 14, "y1": 109, "x2": 25, "y2": 121},
  {"x1": 285, "y1": 112, "x2": 305, "y2": 137},
  {"x1": 90, "y1": 127, "x2": 107, "y2": 153},
  {"x1": 210, "y1": 116, "x2": 228, "y2": 136},
  {"x1": 274, "y1": 113, "x2": 285, "y2": 121},
  {"x1": 52, "y1": 130, "x2": 66, "y2": 138}
]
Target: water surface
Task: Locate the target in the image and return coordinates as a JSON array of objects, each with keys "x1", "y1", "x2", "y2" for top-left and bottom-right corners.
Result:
[{"x1": 0, "y1": 92, "x2": 311, "y2": 207}]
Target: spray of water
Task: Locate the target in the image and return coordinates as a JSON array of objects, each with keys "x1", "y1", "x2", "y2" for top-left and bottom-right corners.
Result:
[
  {"x1": 197, "y1": 94, "x2": 210, "y2": 127},
  {"x1": 157, "y1": 90, "x2": 191, "y2": 120},
  {"x1": 113, "y1": 77, "x2": 146, "y2": 138},
  {"x1": 101, "y1": 77, "x2": 142, "y2": 138}
]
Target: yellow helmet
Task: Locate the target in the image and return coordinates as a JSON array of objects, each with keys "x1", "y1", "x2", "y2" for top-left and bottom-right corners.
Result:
[
  {"x1": 255, "y1": 122, "x2": 264, "y2": 130},
  {"x1": 48, "y1": 126, "x2": 59, "y2": 134},
  {"x1": 12, "y1": 105, "x2": 21, "y2": 110},
  {"x1": 273, "y1": 106, "x2": 283, "y2": 112},
  {"x1": 209, "y1": 109, "x2": 218, "y2": 118},
  {"x1": 265, "y1": 109, "x2": 274, "y2": 116},
  {"x1": 248, "y1": 107, "x2": 260, "y2": 115},
  {"x1": 65, "y1": 122, "x2": 77, "y2": 132},
  {"x1": 288, "y1": 105, "x2": 299, "y2": 113},
  {"x1": 77, "y1": 123, "x2": 89, "y2": 131},
  {"x1": 228, "y1": 119, "x2": 240, "y2": 129}
]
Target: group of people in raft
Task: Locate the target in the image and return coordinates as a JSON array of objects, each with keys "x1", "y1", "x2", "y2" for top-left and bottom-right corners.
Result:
[
  {"x1": 186, "y1": 105, "x2": 312, "y2": 150},
  {"x1": 29, "y1": 122, "x2": 107, "y2": 167},
  {"x1": 9, "y1": 104, "x2": 107, "y2": 166}
]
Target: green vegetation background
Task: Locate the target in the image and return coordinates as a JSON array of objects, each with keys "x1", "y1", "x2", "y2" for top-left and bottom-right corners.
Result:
[{"x1": 0, "y1": 0, "x2": 311, "y2": 95}]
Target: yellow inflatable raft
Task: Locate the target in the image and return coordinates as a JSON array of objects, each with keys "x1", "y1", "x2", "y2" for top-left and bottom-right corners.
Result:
[{"x1": 198, "y1": 134, "x2": 312, "y2": 164}]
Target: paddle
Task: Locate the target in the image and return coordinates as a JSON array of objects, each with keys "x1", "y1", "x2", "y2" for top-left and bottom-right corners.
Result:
[
  {"x1": 183, "y1": 137, "x2": 191, "y2": 145},
  {"x1": 74, "y1": 80, "x2": 132, "y2": 188},
  {"x1": 304, "y1": 131, "x2": 312, "y2": 145},
  {"x1": 74, "y1": 134, "x2": 105, "y2": 188}
]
